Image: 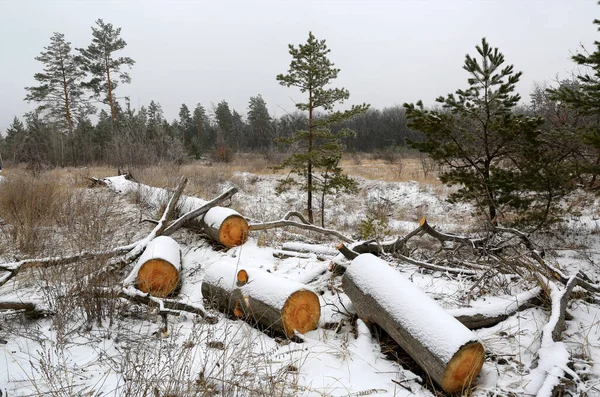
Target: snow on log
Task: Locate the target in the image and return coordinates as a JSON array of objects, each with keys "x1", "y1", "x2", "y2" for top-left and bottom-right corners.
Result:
[
  {"x1": 236, "y1": 267, "x2": 320, "y2": 338},
  {"x1": 342, "y1": 254, "x2": 485, "y2": 394},
  {"x1": 201, "y1": 207, "x2": 249, "y2": 247},
  {"x1": 133, "y1": 236, "x2": 181, "y2": 297},
  {"x1": 201, "y1": 262, "x2": 246, "y2": 317}
]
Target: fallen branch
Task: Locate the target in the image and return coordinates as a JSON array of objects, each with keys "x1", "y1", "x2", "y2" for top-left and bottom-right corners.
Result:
[
  {"x1": 449, "y1": 288, "x2": 542, "y2": 329},
  {"x1": 119, "y1": 287, "x2": 216, "y2": 323},
  {"x1": 0, "y1": 177, "x2": 188, "y2": 288},
  {"x1": 526, "y1": 277, "x2": 580, "y2": 396},
  {"x1": 353, "y1": 217, "x2": 486, "y2": 256},
  {"x1": 161, "y1": 187, "x2": 239, "y2": 236},
  {"x1": 249, "y1": 211, "x2": 353, "y2": 243}
]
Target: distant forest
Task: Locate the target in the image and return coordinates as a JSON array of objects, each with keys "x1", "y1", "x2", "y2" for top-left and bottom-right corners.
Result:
[{"x1": 0, "y1": 19, "x2": 593, "y2": 173}]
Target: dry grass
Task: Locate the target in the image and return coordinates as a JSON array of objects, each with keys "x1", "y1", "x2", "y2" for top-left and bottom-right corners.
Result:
[{"x1": 341, "y1": 153, "x2": 441, "y2": 184}]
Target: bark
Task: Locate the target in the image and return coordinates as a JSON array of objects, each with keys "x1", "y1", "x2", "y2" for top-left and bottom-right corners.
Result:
[
  {"x1": 119, "y1": 287, "x2": 216, "y2": 323},
  {"x1": 343, "y1": 254, "x2": 485, "y2": 394},
  {"x1": 201, "y1": 263, "x2": 320, "y2": 338},
  {"x1": 235, "y1": 267, "x2": 321, "y2": 338}
]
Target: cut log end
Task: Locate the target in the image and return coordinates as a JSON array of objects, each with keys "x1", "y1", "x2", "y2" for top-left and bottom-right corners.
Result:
[
  {"x1": 281, "y1": 290, "x2": 321, "y2": 337},
  {"x1": 237, "y1": 269, "x2": 248, "y2": 286},
  {"x1": 441, "y1": 341, "x2": 485, "y2": 394},
  {"x1": 136, "y1": 259, "x2": 179, "y2": 298},
  {"x1": 220, "y1": 215, "x2": 249, "y2": 247}
]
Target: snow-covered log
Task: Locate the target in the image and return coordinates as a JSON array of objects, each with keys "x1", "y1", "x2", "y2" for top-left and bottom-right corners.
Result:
[
  {"x1": 131, "y1": 236, "x2": 181, "y2": 297},
  {"x1": 235, "y1": 267, "x2": 321, "y2": 338},
  {"x1": 201, "y1": 262, "x2": 246, "y2": 317},
  {"x1": 201, "y1": 207, "x2": 249, "y2": 247},
  {"x1": 202, "y1": 263, "x2": 320, "y2": 338},
  {"x1": 342, "y1": 254, "x2": 485, "y2": 394}
]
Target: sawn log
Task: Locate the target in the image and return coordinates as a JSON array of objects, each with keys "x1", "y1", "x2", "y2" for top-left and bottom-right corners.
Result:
[{"x1": 342, "y1": 254, "x2": 485, "y2": 394}]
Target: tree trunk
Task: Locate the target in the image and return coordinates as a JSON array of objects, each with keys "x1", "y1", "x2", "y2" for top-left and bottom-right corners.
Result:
[
  {"x1": 235, "y1": 267, "x2": 320, "y2": 338},
  {"x1": 105, "y1": 57, "x2": 115, "y2": 122},
  {"x1": 342, "y1": 254, "x2": 485, "y2": 394},
  {"x1": 201, "y1": 207, "x2": 249, "y2": 247},
  {"x1": 308, "y1": 93, "x2": 314, "y2": 224},
  {"x1": 202, "y1": 263, "x2": 321, "y2": 338},
  {"x1": 133, "y1": 236, "x2": 181, "y2": 297},
  {"x1": 201, "y1": 262, "x2": 246, "y2": 318}
]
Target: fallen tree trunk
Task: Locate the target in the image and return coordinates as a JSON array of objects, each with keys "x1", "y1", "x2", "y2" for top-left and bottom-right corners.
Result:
[
  {"x1": 201, "y1": 263, "x2": 321, "y2": 338},
  {"x1": 235, "y1": 267, "x2": 321, "y2": 338},
  {"x1": 201, "y1": 207, "x2": 249, "y2": 247},
  {"x1": 126, "y1": 236, "x2": 181, "y2": 297},
  {"x1": 201, "y1": 262, "x2": 246, "y2": 318},
  {"x1": 343, "y1": 254, "x2": 485, "y2": 394}
]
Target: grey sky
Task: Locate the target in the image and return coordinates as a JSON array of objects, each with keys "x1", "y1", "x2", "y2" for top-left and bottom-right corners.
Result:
[{"x1": 0, "y1": 0, "x2": 598, "y2": 132}]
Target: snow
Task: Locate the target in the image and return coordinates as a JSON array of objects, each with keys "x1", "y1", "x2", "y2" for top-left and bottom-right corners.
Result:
[
  {"x1": 240, "y1": 266, "x2": 316, "y2": 308},
  {"x1": 2, "y1": 170, "x2": 600, "y2": 396},
  {"x1": 202, "y1": 260, "x2": 241, "y2": 293},
  {"x1": 524, "y1": 280, "x2": 575, "y2": 396},
  {"x1": 346, "y1": 254, "x2": 481, "y2": 363},
  {"x1": 449, "y1": 288, "x2": 541, "y2": 318},
  {"x1": 202, "y1": 206, "x2": 241, "y2": 229},
  {"x1": 282, "y1": 242, "x2": 339, "y2": 256},
  {"x1": 104, "y1": 175, "x2": 208, "y2": 215},
  {"x1": 123, "y1": 236, "x2": 181, "y2": 285}
]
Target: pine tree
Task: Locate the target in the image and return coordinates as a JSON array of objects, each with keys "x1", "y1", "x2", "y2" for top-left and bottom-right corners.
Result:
[
  {"x1": 404, "y1": 38, "x2": 555, "y2": 227},
  {"x1": 547, "y1": 13, "x2": 600, "y2": 187},
  {"x1": 247, "y1": 94, "x2": 273, "y2": 150},
  {"x1": 192, "y1": 104, "x2": 210, "y2": 157},
  {"x1": 276, "y1": 31, "x2": 369, "y2": 224},
  {"x1": 4, "y1": 117, "x2": 27, "y2": 163},
  {"x1": 77, "y1": 19, "x2": 135, "y2": 122},
  {"x1": 25, "y1": 32, "x2": 91, "y2": 135}
]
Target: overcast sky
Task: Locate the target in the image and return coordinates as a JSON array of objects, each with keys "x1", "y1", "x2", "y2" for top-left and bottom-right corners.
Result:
[{"x1": 1, "y1": 0, "x2": 598, "y2": 132}]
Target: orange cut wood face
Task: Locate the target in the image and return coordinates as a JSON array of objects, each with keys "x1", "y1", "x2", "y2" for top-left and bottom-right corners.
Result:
[
  {"x1": 281, "y1": 290, "x2": 321, "y2": 338},
  {"x1": 237, "y1": 269, "x2": 248, "y2": 286},
  {"x1": 136, "y1": 259, "x2": 179, "y2": 298},
  {"x1": 219, "y1": 215, "x2": 249, "y2": 247},
  {"x1": 441, "y1": 341, "x2": 485, "y2": 394}
]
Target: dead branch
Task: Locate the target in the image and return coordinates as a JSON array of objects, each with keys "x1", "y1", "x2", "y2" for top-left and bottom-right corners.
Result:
[
  {"x1": 119, "y1": 287, "x2": 217, "y2": 323},
  {"x1": 249, "y1": 211, "x2": 353, "y2": 243},
  {"x1": 161, "y1": 187, "x2": 239, "y2": 236},
  {"x1": 0, "y1": 177, "x2": 189, "y2": 288},
  {"x1": 449, "y1": 288, "x2": 542, "y2": 329},
  {"x1": 529, "y1": 276, "x2": 581, "y2": 396}
]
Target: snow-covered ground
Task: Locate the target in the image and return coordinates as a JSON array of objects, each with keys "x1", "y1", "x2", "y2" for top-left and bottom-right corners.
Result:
[{"x1": 1, "y1": 171, "x2": 599, "y2": 396}]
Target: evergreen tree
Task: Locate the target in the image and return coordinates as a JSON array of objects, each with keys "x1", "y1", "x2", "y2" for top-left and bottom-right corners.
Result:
[
  {"x1": 77, "y1": 19, "x2": 135, "y2": 122},
  {"x1": 247, "y1": 94, "x2": 273, "y2": 150},
  {"x1": 547, "y1": 13, "x2": 600, "y2": 187},
  {"x1": 25, "y1": 32, "x2": 92, "y2": 134},
  {"x1": 178, "y1": 104, "x2": 194, "y2": 148},
  {"x1": 192, "y1": 104, "x2": 210, "y2": 157},
  {"x1": 404, "y1": 38, "x2": 559, "y2": 227},
  {"x1": 4, "y1": 117, "x2": 27, "y2": 163},
  {"x1": 147, "y1": 100, "x2": 164, "y2": 139},
  {"x1": 214, "y1": 100, "x2": 233, "y2": 146},
  {"x1": 276, "y1": 31, "x2": 368, "y2": 224}
]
